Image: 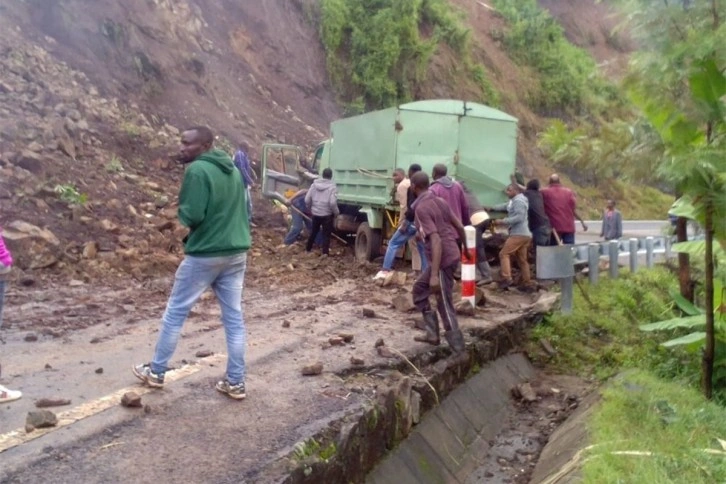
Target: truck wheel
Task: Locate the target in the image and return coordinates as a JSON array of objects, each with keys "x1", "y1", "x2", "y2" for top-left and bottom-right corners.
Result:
[{"x1": 355, "y1": 222, "x2": 382, "y2": 262}]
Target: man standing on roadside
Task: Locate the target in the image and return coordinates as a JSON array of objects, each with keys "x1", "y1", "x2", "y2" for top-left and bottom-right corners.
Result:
[
  {"x1": 373, "y1": 165, "x2": 427, "y2": 280},
  {"x1": 522, "y1": 179, "x2": 552, "y2": 247},
  {"x1": 490, "y1": 184, "x2": 533, "y2": 291},
  {"x1": 133, "y1": 126, "x2": 251, "y2": 400},
  {"x1": 600, "y1": 199, "x2": 623, "y2": 241},
  {"x1": 233, "y1": 141, "x2": 258, "y2": 226},
  {"x1": 541, "y1": 174, "x2": 587, "y2": 244},
  {"x1": 410, "y1": 172, "x2": 471, "y2": 356},
  {"x1": 305, "y1": 168, "x2": 339, "y2": 256},
  {"x1": 430, "y1": 164, "x2": 469, "y2": 224}
]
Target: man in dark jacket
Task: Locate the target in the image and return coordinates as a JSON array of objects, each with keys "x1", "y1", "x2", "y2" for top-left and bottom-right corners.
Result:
[
  {"x1": 411, "y1": 172, "x2": 471, "y2": 356},
  {"x1": 430, "y1": 164, "x2": 469, "y2": 224},
  {"x1": 305, "y1": 168, "x2": 339, "y2": 256},
  {"x1": 134, "y1": 126, "x2": 251, "y2": 400},
  {"x1": 522, "y1": 179, "x2": 552, "y2": 246}
]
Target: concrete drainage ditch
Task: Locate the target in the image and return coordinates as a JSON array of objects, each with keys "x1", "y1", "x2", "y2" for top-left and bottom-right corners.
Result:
[
  {"x1": 367, "y1": 353, "x2": 536, "y2": 483},
  {"x1": 278, "y1": 302, "x2": 586, "y2": 484}
]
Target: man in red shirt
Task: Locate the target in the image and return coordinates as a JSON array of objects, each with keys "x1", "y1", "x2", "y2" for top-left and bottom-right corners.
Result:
[
  {"x1": 541, "y1": 174, "x2": 587, "y2": 244},
  {"x1": 410, "y1": 172, "x2": 471, "y2": 356}
]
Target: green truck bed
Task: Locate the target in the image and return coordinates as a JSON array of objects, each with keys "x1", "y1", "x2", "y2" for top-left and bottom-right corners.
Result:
[{"x1": 323, "y1": 99, "x2": 518, "y2": 209}]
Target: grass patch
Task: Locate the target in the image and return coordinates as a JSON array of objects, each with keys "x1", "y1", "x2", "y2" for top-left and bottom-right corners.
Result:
[
  {"x1": 529, "y1": 268, "x2": 698, "y2": 384},
  {"x1": 584, "y1": 371, "x2": 726, "y2": 483},
  {"x1": 577, "y1": 180, "x2": 674, "y2": 220}
]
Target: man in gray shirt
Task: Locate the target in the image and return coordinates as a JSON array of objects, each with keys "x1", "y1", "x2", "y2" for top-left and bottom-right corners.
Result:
[{"x1": 490, "y1": 184, "x2": 533, "y2": 291}]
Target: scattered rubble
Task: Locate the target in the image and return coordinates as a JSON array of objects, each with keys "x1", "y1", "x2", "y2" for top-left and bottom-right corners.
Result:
[
  {"x1": 121, "y1": 392, "x2": 143, "y2": 408},
  {"x1": 35, "y1": 398, "x2": 71, "y2": 408},
  {"x1": 25, "y1": 410, "x2": 58, "y2": 432},
  {"x1": 301, "y1": 362, "x2": 324, "y2": 376}
]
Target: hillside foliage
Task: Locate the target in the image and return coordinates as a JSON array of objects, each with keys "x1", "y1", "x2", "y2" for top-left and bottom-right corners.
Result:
[{"x1": 316, "y1": 0, "x2": 497, "y2": 113}]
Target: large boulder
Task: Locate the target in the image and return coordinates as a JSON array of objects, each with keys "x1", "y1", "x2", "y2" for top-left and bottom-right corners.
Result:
[{"x1": 3, "y1": 221, "x2": 61, "y2": 270}]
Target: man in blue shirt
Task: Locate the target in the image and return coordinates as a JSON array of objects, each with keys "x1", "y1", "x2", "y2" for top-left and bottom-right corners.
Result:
[{"x1": 233, "y1": 141, "x2": 258, "y2": 225}]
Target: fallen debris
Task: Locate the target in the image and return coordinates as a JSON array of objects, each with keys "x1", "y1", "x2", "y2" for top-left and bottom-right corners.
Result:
[
  {"x1": 392, "y1": 293, "x2": 416, "y2": 313},
  {"x1": 362, "y1": 308, "x2": 376, "y2": 318},
  {"x1": 121, "y1": 392, "x2": 143, "y2": 408},
  {"x1": 329, "y1": 337, "x2": 345, "y2": 346},
  {"x1": 301, "y1": 362, "x2": 324, "y2": 376},
  {"x1": 338, "y1": 333, "x2": 354, "y2": 343},
  {"x1": 35, "y1": 398, "x2": 71, "y2": 408},
  {"x1": 26, "y1": 410, "x2": 58, "y2": 432},
  {"x1": 512, "y1": 382, "x2": 538, "y2": 403},
  {"x1": 195, "y1": 349, "x2": 214, "y2": 358},
  {"x1": 377, "y1": 346, "x2": 396, "y2": 358},
  {"x1": 454, "y1": 300, "x2": 476, "y2": 316},
  {"x1": 374, "y1": 338, "x2": 385, "y2": 348},
  {"x1": 350, "y1": 356, "x2": 365, "y2": 367}
]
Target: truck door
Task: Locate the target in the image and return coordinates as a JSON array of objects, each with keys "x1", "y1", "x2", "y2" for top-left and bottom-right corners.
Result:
[{"x1": 261, "y1": 144, "x2": 307, "y2": 204}]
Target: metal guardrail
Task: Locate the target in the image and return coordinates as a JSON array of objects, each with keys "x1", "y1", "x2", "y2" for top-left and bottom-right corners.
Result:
[{"x1": 537, "y1": 235, "x2": 675, "y2": 314}]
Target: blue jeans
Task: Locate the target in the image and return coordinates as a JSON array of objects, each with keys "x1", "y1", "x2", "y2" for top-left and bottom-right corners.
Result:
[
  {"x1": 151, "y1": 253, "x2": 248, "y2": 385},
  {"x1": 246, "y1": 187, "x2": 253, "y2": 223},
  {"x1": 284, "y1": 198, "x2": 322, "y2": 246},
  {"x1": 382, "y1": 224, "x2": 428, "y2": 271},
  {"x1": 559, "y1": 232, "x2": 575, "y2": 245}
]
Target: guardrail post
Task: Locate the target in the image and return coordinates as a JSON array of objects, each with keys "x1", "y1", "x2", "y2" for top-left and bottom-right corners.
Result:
[
  {"x1": 560, "y1": 276, "x2": 573, "y2": 314},
  {"x1": 588, "y1": 243, "x2": 599, "y2": 285},
  {"x1": 645, "y1": 236, "x2": 654, "y2": 268},
  {"x1": 629, "y1": 238, "x2": 638, "y2": 273},
  {"x1": 608, "y1": 240, "x2": 619, "y2": 279},
  {"x1": 665, "y1": 236, "x2": 672, "y2": 260}
]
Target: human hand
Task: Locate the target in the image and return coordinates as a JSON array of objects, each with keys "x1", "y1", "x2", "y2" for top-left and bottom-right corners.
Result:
[
  {"x1": 430, "y1": 274, "x2": 441, "y2": 292},
  {"x1": 582, "y1": 222, "x2": 589, "y2": 232}
]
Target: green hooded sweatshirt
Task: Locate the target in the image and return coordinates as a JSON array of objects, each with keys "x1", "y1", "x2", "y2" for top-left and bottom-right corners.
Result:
[{"x1": 178, "y1": 148, "x2": 251, "y2": 256}]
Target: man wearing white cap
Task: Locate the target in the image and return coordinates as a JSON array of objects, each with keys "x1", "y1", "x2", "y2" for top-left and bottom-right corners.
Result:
[{"x1": 461, "y1": 182, "x2": 493, "y2": 285}]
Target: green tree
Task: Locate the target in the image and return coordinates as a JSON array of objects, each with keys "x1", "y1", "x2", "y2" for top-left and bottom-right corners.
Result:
[{"x1": 623, "y1": 0, "x2": 726, "y2": 398}]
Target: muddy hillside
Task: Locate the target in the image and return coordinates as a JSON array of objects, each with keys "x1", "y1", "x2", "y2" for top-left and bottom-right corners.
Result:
[{"x1": 0, "y1": 0, "x2": 630, "y2": 285}]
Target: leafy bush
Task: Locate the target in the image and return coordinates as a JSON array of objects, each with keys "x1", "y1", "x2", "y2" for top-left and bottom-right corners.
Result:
[
  {"x1": 318, "y1": 0, "x2": 497, "y2": 110},
  {"x1": 490, "y1": 0, "x2": 617, "y2": 114},
  {"x1": 54, "y1": 184, "x2": 88, "y2": 205}
]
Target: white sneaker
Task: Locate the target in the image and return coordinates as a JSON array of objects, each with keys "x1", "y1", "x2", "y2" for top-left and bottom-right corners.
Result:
[
  {"x1": 373, "y1": 270, "x2": 391, "y2": 281},
  {"x1": 0, "y1": 384, "x2": 22, "y2": 403}
]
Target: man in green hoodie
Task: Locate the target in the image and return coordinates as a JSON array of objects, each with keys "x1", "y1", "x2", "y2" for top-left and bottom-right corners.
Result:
[{"x1": 133, "y1": 126, "x2": 251, "y2": 400}]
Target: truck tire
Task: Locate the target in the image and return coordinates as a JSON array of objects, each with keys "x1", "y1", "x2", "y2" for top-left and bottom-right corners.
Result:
[{"x1": 355, "y1": 222, "x2": 382, "y2": 262}]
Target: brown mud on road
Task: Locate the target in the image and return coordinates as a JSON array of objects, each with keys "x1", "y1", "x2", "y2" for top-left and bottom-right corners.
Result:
[{"x1": 0, "y1": 227, "x2": 556, "y2": 483}]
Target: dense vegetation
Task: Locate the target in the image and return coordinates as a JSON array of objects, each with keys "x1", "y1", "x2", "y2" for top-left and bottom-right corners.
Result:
[
  {"x1": 315, "y1": 0, "x2": 497, "y2": 113},
  {"x1": 489, "y1": 0, "x2": 622, "y2": 115}
]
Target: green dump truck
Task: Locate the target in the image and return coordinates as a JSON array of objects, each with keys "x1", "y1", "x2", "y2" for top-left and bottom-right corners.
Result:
[{"x1": 261, "y1": 99, "x2": 518, "y2": 261}]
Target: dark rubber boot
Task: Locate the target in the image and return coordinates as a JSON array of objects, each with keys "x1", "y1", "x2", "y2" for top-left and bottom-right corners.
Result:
[
  {"x1": 444, "y1": 329, "x2": 466, "y2": 354},
  {"x1": 414, "y1": 311, "x2": 440, "y2": 345}
]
